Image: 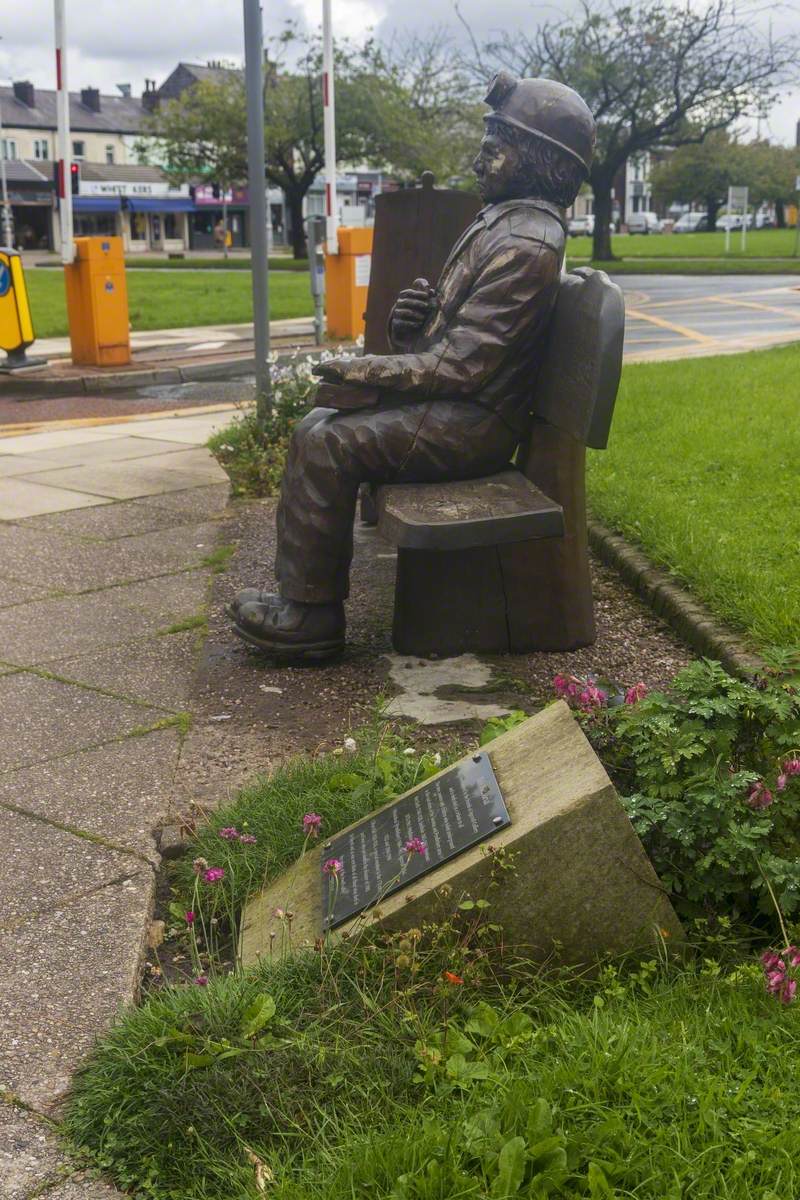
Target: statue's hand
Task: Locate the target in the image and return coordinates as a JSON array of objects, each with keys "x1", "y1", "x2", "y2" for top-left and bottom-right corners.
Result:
[
  {"x1": 312, "y1": 358, "x2": 347, "y2": 383},
  {"x1": 390, "y1": 277, "x2": 437, "y2": 342}
]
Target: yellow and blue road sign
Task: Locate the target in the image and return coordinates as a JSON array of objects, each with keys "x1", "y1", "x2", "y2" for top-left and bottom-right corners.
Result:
[{"x1": 0, "y1": 249, "x2": 35, "y2": 357}]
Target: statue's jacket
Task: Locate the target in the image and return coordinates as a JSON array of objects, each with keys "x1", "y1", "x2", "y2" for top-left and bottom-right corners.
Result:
[{"x1": 335, "y1": 197, "x2": 567, "y2": 436}]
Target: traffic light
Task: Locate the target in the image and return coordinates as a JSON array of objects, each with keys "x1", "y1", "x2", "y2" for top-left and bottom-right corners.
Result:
[{"x1": 70, "y1": 161, "x2": 80, "y2": 195}]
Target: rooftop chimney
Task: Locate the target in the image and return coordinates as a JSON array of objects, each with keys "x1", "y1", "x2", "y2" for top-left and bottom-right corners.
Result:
[
  {"x1": 12, "y1": 81, "x2": 35, "y2": 108},
  {"x1": 142, "y1": 79, "x2": 158, "y2": 113},
  {"x1": 80, "y1": 87, "x2": 101, "y2": 112}
]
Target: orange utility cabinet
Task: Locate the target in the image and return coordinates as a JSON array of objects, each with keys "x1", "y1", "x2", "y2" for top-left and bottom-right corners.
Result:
[
  {"x1": 325, "y1": 226, "x2": 373, "y2": 340},
  {"x1": 64, "y1": 236, "x2": 131, "y2": 366}
]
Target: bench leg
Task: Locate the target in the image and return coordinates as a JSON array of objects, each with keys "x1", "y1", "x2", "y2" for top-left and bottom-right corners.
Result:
[
  {"x1": 509, "y1": 423, "x2": 595, "y2": 651},
  {"x1": 392, "y1": 546, "x2": 511, "y2": 656}
]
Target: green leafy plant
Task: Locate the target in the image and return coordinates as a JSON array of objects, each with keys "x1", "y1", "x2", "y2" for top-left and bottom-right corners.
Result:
[{"x1": 585, "y1": 659, "x2": 800, "y2": 918}]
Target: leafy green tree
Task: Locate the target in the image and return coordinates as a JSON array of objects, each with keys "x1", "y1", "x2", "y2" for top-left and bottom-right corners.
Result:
[
  {"x1": 465, "y1": 0, "x2": 797, "y2": 259},
  {"x1": 745, "y1": 141, "x2": 800, "y2": 227},
  {"x1": 651, "y1": 132, "x2": 748, "y2": 230}
]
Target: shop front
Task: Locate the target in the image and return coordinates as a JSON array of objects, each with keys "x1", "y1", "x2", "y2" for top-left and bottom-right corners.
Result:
[
  {"x1": 73, "y1": 195, "x2": 122, "y2": 239},
  {"x1": 126, "y1": 197, "x2": 194, "y2": 253},
  {"x1": 190, "y1": 185, "x2": 249, "y2": 250},
  {"x1": 77, "y1": 175, "x2": 193, "y2": 253}
]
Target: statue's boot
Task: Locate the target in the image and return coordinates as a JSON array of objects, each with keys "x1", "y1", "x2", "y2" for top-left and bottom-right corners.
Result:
[
  {"x1": 227, "y1": 588, "x2": 276, "y2": 620},
  {"x1": 229, "y1": 595, "x2": 345, "y2": 661}
]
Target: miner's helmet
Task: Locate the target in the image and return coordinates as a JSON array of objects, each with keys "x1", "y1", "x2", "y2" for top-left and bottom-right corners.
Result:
[{"x1": 484, "y1": 71, "x2": 596, "y2": 177}]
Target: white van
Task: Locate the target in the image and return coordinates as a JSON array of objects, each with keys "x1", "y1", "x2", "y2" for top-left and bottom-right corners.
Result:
[{"x1": 627, "y1": 211, "x2": 662, "y2": 234}]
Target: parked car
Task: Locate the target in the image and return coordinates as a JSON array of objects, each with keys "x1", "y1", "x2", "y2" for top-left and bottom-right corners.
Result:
[
  {"x1": 718, "y1": 213, "x2": 754, "y2": 231},
  {"x1": 672, "y1": 212, "x2": 709, "y2": 233},
  {"x1": 568, "y1": 214, "x2": 595, "y2": 237},
  {"x1": 627, "y1": 211, "x2": 663, "y2": 234}
]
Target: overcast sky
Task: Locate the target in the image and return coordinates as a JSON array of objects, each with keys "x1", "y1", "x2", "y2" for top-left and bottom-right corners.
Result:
[{"x1": 1, "y1": 0, "x2": 798, "y2": 145}]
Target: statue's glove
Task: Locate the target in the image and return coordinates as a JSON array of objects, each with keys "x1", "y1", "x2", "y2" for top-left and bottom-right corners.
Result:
[{"x1": 389, "y1": 278, "x2": 437, "y2": 344}]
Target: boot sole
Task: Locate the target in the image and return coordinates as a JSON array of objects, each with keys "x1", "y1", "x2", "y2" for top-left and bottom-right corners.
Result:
[{"x1": 228, "y1": 612, "x2": 345, "y2": 662}]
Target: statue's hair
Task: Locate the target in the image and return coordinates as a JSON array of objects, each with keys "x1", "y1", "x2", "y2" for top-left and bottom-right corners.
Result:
[{"x1": 487, "y1": 118, "x2": 586, "y2": 208}]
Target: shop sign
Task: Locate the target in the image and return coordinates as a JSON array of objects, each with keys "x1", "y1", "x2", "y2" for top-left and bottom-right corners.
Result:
[
  {"x1": 194, "y1": 185, "x2": 249, "y2": 205},
  {"x1": 81, "y1": 181, "x2": 191, "y2": 198}
]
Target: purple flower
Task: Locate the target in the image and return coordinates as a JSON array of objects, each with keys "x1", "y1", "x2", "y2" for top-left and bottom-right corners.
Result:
[
  {"x1": 203, "y1": 867, "x2": 225, "y2": 884},
  {"x1": 194, "y1": 975, "x2": 209, "y2": 986},
  {"x1": 238, "y1": 833, "x2": 257, "y2": 845},
  {"x1": 625, "y1": 682, "x2": 649, "y2": 705},
  {"x1": 776, "y1": 774, "x2": 788, "y2": 792},
  {"x1": 404, "y1": 837, "x2": 427, "y2": 856},
  {"x1": 303, "y1": 813, "x2": 323, "y2": 838},
  {"x1": 761, "y1": 946, "x2": 799, "y2": 1005},
  {"x1": 323, "y1": 858, "x2": 343, "y2": 877},
  {"x1": 782, "y1": 757, "x2": 800, "y2": 777},
  {"x1": 185, "y1": 911, "x2": 195, "y2": 925},
  {"x1": 746, "y1": 781, "x2": 773, "y2": 810},
  {"x1": 218, "y1": 827, "x2": 240, "y2": 840}
]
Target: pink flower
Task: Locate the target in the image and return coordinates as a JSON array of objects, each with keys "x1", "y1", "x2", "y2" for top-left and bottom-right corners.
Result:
[
  {"x1": 625, "y1": 682, "x2": 649, "y2": 705},
  {"x1": 203, "y1": 867, "x2": 225, "y2": 884},
  {"x1": 303, "y1": 813, "x2": 323, "y2": 838},
  {"x1": 218, "y1": 827, "x2": 240, "y2": 840},
  {"x1": 194, "y1": 975, "x2": 209, "y2": 986},
  {"x1": 578, "y1": 685, "x2": 607, "y2": 711},
  {"x1": 238, "y1": 833, "x2": 257, "y2": 845},
  {"x1": 746, "y1": 781, "x2": 773, "y2": 809},
  {"x1": 782, "y1": 757, "x2": 800, "y2": 776},
  {"x1": 762, "y1": 946, "x2": 799, "y2": 1005},
  {"x1": 776, "y1": 774, "x2": 788, "y2": 792},
  {"x1": 323, "y1": 858, "x2": 343, "y2": 876},
  {"x1": 404, "y1": 837, "x2": 427, "y2": 856},
  {"x1": 185, "y1": 911, "x2": 195, "y2": 925},
  {"x1": 553, "y1": 674, "x2": 569, "y2": 697}
]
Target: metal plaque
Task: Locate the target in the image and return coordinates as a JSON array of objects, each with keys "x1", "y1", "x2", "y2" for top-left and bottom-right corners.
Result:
[{"x1": 321, "y1": 753, "x2": 510, "y2": 930}]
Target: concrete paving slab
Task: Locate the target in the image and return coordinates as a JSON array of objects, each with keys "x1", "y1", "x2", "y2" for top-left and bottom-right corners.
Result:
[
  {"x1": 0, "y1": 592, "x2": 161, "y2": 667},
  {"x1": 23, "y1": 484, "x2": 227, "y2": 542},
  {"x1": 16, "y1": 436, "x2": 197, "y2": 468},
  {"x1": 0, "y1": 1100, "x2": 65, "y2": 1199},
  {"x1": 0, "y1": 576, "x2": 55, "y2": 608},
  {"x1": 0, "y1": 729, "x2": 180, "y2": 860},
  {"x1": 0, "y1": 480, "x2": 110, "y2": 522},
  {"x1": 106, "y1": 413, "x2": 233, "y2": 444},
  {"x1": 52, "y1": 631, "x2": 200, "y2": 711},
  {"x1": 110, "y1": 569, "x2": 210, "y2": 624},
  {"x1": 0, "y1": 870, "x2": 154, "y2": 1111},
  {"x1": 0, "y1": 674, "x2": 162, "y2": 770},
  {"x1": 0, "y1": 808, "x2": 140, "y2": 925},
  {"x1": 0, "y1": 524, "x2": 218, "y2": 594},
  {"x1": 0, "y1": 455, "x2": 62, "y2": 478},
  {"x1": 0, "y1": 430, "x2": 126, "y2": 455},
  {"x1": 21, "y1": 450, "x2": 226, "y2": 500}
]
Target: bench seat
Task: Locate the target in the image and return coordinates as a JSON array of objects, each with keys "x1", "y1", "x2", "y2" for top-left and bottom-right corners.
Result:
[{"x1": 376, "y1": 469, "x2": 564, "y2": 551}]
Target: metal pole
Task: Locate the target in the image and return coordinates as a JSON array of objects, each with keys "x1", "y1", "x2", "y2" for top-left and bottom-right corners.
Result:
[
  {"x1": 54, "y1": 0, "x2": 74, "y2": 264},
  {"x1": 0, "y1": 103, "x2": 15, "y2": 248},
  {"x1": 322, "y1": 0, "x2": 339, "y2": 254},
  {"x1": 243, "y1": 0, "x2": 270, "y2": 415}
]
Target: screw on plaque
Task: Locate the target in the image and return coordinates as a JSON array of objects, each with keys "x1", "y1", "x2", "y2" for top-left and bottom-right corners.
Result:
[
  {"x1": 492, "y1": 816, "x2": 503, "y2": 826},
  {"x1": 472, "y1": 754, "x2": 482, "y2": 763}
]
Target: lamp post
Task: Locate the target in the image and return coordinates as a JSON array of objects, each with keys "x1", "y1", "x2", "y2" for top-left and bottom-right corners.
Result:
[{"x1": 243, "y1": 0, "x2": 270, "y2": 417}]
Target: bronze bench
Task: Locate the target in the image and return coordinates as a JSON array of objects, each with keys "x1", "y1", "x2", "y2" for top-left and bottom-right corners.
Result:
[{"x1": 370, "y1": 267, "x2": 625, "y2": 656}]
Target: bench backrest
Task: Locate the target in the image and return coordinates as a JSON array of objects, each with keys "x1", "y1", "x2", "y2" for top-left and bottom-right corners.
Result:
[{"x1": 531, "y1": 267, "x2": 625, "y2": 450}]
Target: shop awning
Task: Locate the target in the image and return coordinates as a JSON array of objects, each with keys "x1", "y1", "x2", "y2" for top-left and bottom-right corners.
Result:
[
  {"x1": 126, "y1": 197, "x2": 194, "y2": 213},
  {"x1": 73, "y1": 196, "x2": 122, "y2": 213}
]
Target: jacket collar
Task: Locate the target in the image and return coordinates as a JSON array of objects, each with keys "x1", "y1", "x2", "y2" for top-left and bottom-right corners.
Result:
[{"x1": 479, "y1": 197, "x2": 567, "y2": 233}]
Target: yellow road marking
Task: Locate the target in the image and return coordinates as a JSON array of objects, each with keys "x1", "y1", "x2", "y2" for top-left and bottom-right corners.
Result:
[
  {"x1": 707, "y1": 296, "x2": 800, "y2": 321},
  {"x1": 624, "y1": 306, "x2": 719, "y2": 345},
  {"x1": 0, "y1": 401, "x2": 238, "y2": 440}
]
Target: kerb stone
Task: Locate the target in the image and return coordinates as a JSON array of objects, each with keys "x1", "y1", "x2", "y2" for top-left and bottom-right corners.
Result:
[{"x1": 240, "y1": 701, "x2": 682, "y2": 967}]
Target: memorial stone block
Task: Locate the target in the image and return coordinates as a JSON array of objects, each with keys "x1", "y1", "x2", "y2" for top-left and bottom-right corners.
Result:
[{"x1": 240, "y1": 702, "x2": 683, "y2": 967}]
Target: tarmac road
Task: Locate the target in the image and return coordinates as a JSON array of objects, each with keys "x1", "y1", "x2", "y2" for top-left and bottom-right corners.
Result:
[{"x1": 3, "y1": 274, "x2": 799, "y2": 429}]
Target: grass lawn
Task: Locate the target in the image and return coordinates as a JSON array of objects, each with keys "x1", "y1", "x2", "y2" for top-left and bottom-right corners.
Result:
[
  {"x1": 568, "y1": 227, "x2": 800, "y2": 260},
  {"x1": 579, "y1": 258, "x2": 800, "y2": 275},
  {"x1": 587, "y1": 342, "x2": 800, "y2": 648},
  {"x1": 25, "y1": 268, "x2": 314, "y2": 338},
  {"x1": 122, "y1": 256, "x2": 310, "y2": 271}
]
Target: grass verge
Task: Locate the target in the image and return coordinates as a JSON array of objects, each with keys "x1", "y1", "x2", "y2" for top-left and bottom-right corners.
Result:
[
  {"x1": 587, "y1": 342, "x2": 800, "y2": 648},
  {"x1": 577, "y1": 257, "x2": 800, "y2": 275},
  {"x1": 568, "y1": 227, "x2": 800, "y2": 259},
  {"x1": 25, "y1": 269, "x2": 314, "y2": 338}
]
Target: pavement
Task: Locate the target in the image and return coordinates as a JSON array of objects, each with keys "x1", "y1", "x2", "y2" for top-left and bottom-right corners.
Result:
[{"x1": 0, "y1": 408, "x2": 232, "y2": 1197}]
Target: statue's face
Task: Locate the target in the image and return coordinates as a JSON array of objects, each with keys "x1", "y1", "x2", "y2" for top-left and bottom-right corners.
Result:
[{"x1": 473, "y1": 124, "x2": 525, "y2": 203}]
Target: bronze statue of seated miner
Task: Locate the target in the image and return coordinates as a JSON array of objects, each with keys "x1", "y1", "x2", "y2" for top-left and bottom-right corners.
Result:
[{"x1": 229, "y1": 72, "x2": 596, "y2": 660}]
